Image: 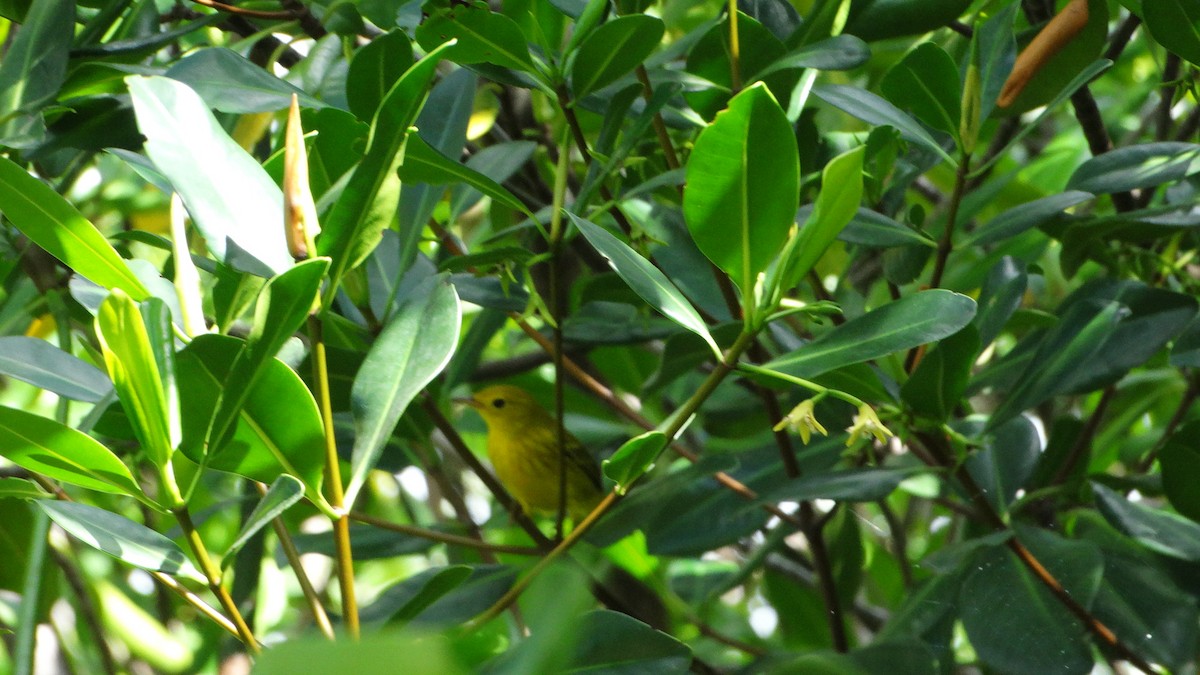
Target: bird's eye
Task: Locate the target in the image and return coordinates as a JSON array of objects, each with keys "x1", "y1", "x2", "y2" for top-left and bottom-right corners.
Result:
[{"x1": 491, "y1": 398, "x2": 506, "y2": 409}]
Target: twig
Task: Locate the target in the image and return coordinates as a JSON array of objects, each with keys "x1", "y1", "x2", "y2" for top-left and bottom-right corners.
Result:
[
  {"x1": 1136, "y1": 372, "x2": 1199, "y2": 472},
  {"x1": 1049, "y1": 386, "x2": 1115, "y2": 486},
  {"x1": 190, "y1": 0, "x2": 297, "y2": 20},
  {"x1": 349, "y1": 512, "x2": 542, "y2": 556}
]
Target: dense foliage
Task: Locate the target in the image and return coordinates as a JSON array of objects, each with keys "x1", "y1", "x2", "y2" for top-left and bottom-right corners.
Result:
[{"x1": 1, "y1": 0, "x2": 1200, "y2": 672}]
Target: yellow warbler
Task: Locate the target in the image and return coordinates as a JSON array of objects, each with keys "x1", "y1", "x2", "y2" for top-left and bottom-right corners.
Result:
[{"x1": 462, "y1": 384, "x2": 604, "y2": 521}]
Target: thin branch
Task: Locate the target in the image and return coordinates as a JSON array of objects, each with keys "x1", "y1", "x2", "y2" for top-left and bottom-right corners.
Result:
[
  {"x1": 349, "y1": 511, "x2": 542, "y2": 556},
  {"x1": 1137, "y1": 372, "x2": 1199, "y2": 472},
  {"x1": 189, "y1": 0, "x2": 298, "y2": 19},
  {"x1": 913, "y1": 432, "x2": 1156, "y2": 673},
  {"x1": 1049, "y1": 386, "x2": 1115, "y2": 486}
]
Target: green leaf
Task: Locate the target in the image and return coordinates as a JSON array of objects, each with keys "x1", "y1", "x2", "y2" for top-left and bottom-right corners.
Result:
[
  {"x1": 319, "y1": 42, "x2": 453, "y2": 301},
  {"x1": 813, "y1": 84, "x2": 956, "y2": 165},
  {"x1": 1144, "y1": 0, "x2": 1200, "y2": 66},
  {"x1": 127, "y1": 76, "x2": 292, "y2": 276},
  {"x1": 984, "y1": 301, "x2": 1122, "y2": 429},
  {"x1": 963, "y1": 416, "x2": 1041, "y2": 514},
  {"x1": 0, "y1": 157, "x2": 149, "y2": 300},
  {"x1": 1075, "y1": 512, "x2": 1200, "y2": 672},
  {"x1": 361, "y1": 566, "x2": 474, "y2": 626},
  {"x1": 964, "y1": 190, "x2": 1094, "y2": 246},
  {"x1": 347, "y1": 275, "x2": 461, "y2": 506},
  {"x1": 570, "y1": 212, "x2": 720, "y2": 358},
  {"x1": 0, "y1": 406, "x2": 142, "y2": 496},
  {"x1": 975, "y1": 257, "x2": 1027, "y2": 348},
  {"x1": 95, "y1": 291, "x2": 179, "y2": 468},
  {"x1": 36, "y1": 501, "x2": 204, "y2": 582},
  {"x1": 447, "y1": 141, "x2": 537, "y2": 218},
  {"x1": 959, "y1": 546, "x2": 1093, "y2": 674},
  {"x1": 1066, "y1": 142, "x2": 1200, "y2": 194},
  {"x1": 513, "y1": 610, "x2": 691, "y2": 673},
  {"x1": 0, "y1": 336, "x2": 112, "y2": 403},
  {"x1": 415, "y1": 5, "x2": 535, "y2": 73},
  {"x1": 398, "y1": 135, "x2": 533, "y2": 217},
  {"x1": 165, "y1": 48, "x2": 327, "y2": 113},
  {"x1": 207, "y1": 258, "x2": 328, "y2": 453},
  {"x1": 222, "y1": 475, "x2": 305, "y2": 566},
  {"x1": 880, "y1": 43, "x2": 961, "y2": 139},
  {"x1": 684, "y1": 83, "x2": 799, "y2": 299},
  {"x1": 602, "y1": 431, "x2": 668, "y2": 495},
  {"x1": 176, "y1": 334, "x2": 331, "y2": 517},
  {"x1": 766, "y1": 290, "x2": 977, "y2": 378},
  {"x1": 750, "y1": 35, "x2": 871, "y2": 80},
  {"x1": 684, "y1": 13, "x2": 796, "y2": 121},
  {"x1": 345, "y1": 30, "x2": 414, "y2": 121},
  {"x1": 756, "y1": 467, "x2": 926, "y2": 504},
  {"x1": 571, "y1": 15, "x2": 664, "y2": 98},
  {"x1": 1093, "y1": 482, "x2": 1200, "y2": 561},
  {"x1": 839, "y1": 207, "x2": 935, "y2": 248},
  {"x1": 901, "y1": 325, "x2": 980, "y2": 421},
  {"x1": 773, "y1": 145, "x2": 864, "y2": 295},
  {"x1": 255, "y1": 630, "x2": 469, "y2": 675},
  {"x1": 0, "y1": 0, "x2": 71, "y2": 146},
  {"x1": 0, "y1": 477, "x2": 47, "y2": 500},
  {"x1": 1161, "y1": 422, "x2": 1200, "y2": 523}
]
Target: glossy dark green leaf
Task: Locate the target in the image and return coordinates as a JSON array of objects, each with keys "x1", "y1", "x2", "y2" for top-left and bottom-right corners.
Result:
[
  {"x1": 965, "y1": 190, "x2": 1093, "y2": 246},
  {"x1": 766, "y1": 290, "x2": 977, "y2": 379},
  {"x1": 165, "y1": 48, "x2": 326, "y2": 113},
  {"x1": 838, "y1": 207, "x2": 935, "y2": 248},
  {"x1": 176, "y1": 334, "x2": 331, "y2": 517},
  {"x1": 751, "y1": 35, "x2": 871, "y2": 80},
  {"x1": 95, "y1": 292, "x2": 178, "y2": 468},
  {"x1": 844, "y1": 0, "x2": 971, "y2": 42},
  {"x1": 0, "y1": 0, "x2": 71, "y2": 146},
  {"x1": 684, "y1": 12, "x2": 797, "y2": 120},
  {"x1": 975, "y1": 257, "x2": 1027, "y2": 347},
  {"x1": 1159, "y1": 429, "x2": 1200, "y2": 523},
  {"x1": 963, "y1": 416, "x2": 1040, "y2": 514},
  {"x1": 814, "y1": 84, "x2": 956, "y2": 165},
  {"x1": 0, "y1": 157, "x2": 150, "y2": 299},
  {"x1": 1067, "y1": 142, "x2": 1200, "y2": 194},
  {"x1": 901, "y1": 325, "x2": 979, "y2": 421},
  {"x1": 1093, "y1": 482, "x2": 1200, "y2": 561},
  {"x1": 570, "y1": 213, "x2": 719, "y2": 356},
  {"x1": 347, "y1": 275, "x2": 461, "y2": 505},
  {"x1": 0, "y1": 336, "x2": 112, "y2": 402},
  {"x1": 985, "y1": 300, "x2": 1123, "y2": 429},
  {"x1": 602, "y1": 431, "x2": 668, "y2": 494},
  {"x1": 398, "y1": 135, "x2": 532, "y2": 217},
  {"x1": 345, "y1": 30, "x2": 414, "y2": 121},
  {"x1": 415, "y1": 5, "x2": 535, "y2": 73},
  {"x1": 361, "y1": 566, "x2": 473, "y2": 626},
  {"x1": 684, "y1": 83, "x2": 798, "y2": 296},
  {"x1": 880, "y1": 43, "x2": 961, "y2": 139},
  {"x1": 1075, "y1": 513, "x2": 1200, "y2": 672},
  {"x1": 127, "y1": 76, "x2": 292, "y2": 276},
  {"x1": 37, "y1": 501, "x2": 203, "y2": 582},
  {"x1": 756, "y1": 467, "x2": 925, "y2": 504},
  {"x1": 546, "y1": 610, "x2": 690, "y2": 673},
  {"x1": 1144, "y1": 0, "x2": 1200, "y2": 66},
  {"x1": 773, "y1": 146, "x2": 863, "y2": 294},
  {"x1": 319, "y1": 42, "x2": 452, "y2": 299},
  {"x1": 959, "y1": 546, "x2": 1092, "y2": 674},
  {"x1": 0, "y1": 405, "x2": 142, "y2": 496},
  {"x1": 571, "y1": 15, "x2": 663, "y2": 98},
  {"x1": 222, "y1": 475, "x2": 305, "y2": 566}
]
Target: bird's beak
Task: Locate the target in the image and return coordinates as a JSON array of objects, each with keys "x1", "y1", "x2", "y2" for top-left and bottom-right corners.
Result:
[{"x1": 454, "y1": 396, "x2": 482, "y2": 409}]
